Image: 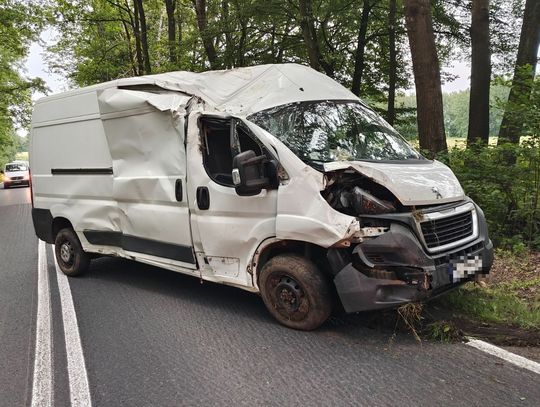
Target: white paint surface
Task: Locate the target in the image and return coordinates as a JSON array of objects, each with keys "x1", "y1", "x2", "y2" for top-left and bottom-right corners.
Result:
[
  {"x1": 31, "y1": 240, "x2": 53, "y2": 407},
  {"x1": 467, "y1": 339, "x2": 540, "y2": 375},
  {"x1": 324, "y1": 159, "x2": 465, "y2": 206},
  {"x1": 53, "y1": 247, "x2": 92, "y2": 407}
]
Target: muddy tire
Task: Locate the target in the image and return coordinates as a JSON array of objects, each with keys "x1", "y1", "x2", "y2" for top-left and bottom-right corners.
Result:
[
  {"x1": 259, "y1": 254, "x2": 332, "y2": 330},
  {"x1": 54, "y1": 228, "x2": 90, "y2": 276}
]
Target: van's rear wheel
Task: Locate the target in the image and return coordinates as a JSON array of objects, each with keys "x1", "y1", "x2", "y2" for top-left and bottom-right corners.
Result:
[
  {"x1": 259, "y1": 254, "x2": 332, "y2": 330},
  {"x1": 54, "y1": 228, "x2": 90, "y2": 276}
]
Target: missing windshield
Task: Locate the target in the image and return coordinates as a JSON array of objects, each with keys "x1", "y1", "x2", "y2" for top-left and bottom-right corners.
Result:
[{"x1": 248, "y1": 100, "x2": 423, "y2": 168}]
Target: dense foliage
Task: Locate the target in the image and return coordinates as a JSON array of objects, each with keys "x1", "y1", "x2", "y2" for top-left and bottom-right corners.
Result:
[
  {"x1": 45, "y1": 1, "x2": 523, "y2": 113},
  {"x1": 0, "y1": 0, "x2": 46, "y2": 168},
  {"x1": 446, "y1": 76, "x2": 540, "y2": 250},
  {"x1": 448, "y1": 142, "x2": 540, "y2": 250}
]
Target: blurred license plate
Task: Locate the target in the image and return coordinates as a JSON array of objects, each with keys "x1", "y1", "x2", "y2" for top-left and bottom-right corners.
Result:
[{"x1": 448, "y1": 255, "x2": 483, "y2": 282}]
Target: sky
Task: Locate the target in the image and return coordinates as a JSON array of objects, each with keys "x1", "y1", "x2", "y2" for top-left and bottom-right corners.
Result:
[
  {"x1": 26, "y1": 30, "x2": 64, "y2": 97},
  {"x1": 25, "y1": 29, "x2": 472, "y2": 101}
]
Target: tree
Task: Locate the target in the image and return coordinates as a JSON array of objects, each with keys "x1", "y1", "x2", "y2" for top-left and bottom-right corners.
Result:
[
  {"x1": 164, "y1": 0, "x2": 177, "y2": 64},
  {"x1": 134, "y1": 0, "x2": 151, "y2": 74},
  {"x1": 498, "y1": 0, "x2": 540, "y2": 145},
  {"x1": 403, "y1": 0, "x2": 447, "y2": 155},
  {"x1": 192, "y1": 0, "x2": 218, "y2": 69},
  {"x1": 467, "y1": 0, "x2": 491, "y2": 147},
  {"x1": 297, "y1": 0, "x2": 333, "y2": 76},
  {"x1": 0, "y1": 0, "x2": 45, "y2": 167},
  {"x1": 351, "y1": 0, "x2": 377, "y2": 96},
  {"x1": 386, "y1": 0, "x2": 398, "y2": 125}
]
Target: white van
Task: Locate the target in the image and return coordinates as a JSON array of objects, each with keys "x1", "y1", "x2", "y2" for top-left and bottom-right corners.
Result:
[
  {"x1": 3, "y1": 161, "x2": 30, "y2": 188},
  {"x1": 30, "y1": 64, "x2": 493, "y2": 330}
]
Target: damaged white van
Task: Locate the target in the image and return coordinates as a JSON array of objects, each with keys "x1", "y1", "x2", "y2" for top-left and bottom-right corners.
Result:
[{"x1": 30, "y1": 64, "x2": 493, "y2": 330}]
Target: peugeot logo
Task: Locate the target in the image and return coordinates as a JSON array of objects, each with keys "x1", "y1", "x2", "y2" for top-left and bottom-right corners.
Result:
[{"x1": 432, "y1": 186, "x2": 443, "y2": 199}]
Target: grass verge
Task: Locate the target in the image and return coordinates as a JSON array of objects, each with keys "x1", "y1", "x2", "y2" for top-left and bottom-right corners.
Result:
[
  {"x1": 439, "y1": 282, "x2": 540, "y2": 330},
  {"x1": 424, "y1": 249, "x2": 540, "y2": 345}
]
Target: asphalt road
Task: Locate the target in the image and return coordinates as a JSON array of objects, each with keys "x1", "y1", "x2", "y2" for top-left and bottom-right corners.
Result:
[{"x1": 1, "y1": 183, "x2": 539, "y2": 406}]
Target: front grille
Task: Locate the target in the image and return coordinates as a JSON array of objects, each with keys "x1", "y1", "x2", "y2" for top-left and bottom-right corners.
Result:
[
  {"x1": 420, "y1": 210, "x2": 473, "y2": 249},
  {"x1": 11, "y1": 176, "x2": 23, "y2": 180}
]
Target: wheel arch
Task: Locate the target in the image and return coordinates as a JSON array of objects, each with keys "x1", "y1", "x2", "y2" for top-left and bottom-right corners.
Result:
[
  {"x1": 52, "y1": 216, "x2": 74, "y2": 238},
  {"x1": 252, "y1": 239, "x2": 332, "y2": 290}
]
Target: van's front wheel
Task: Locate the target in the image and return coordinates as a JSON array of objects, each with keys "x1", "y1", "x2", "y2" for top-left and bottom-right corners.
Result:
[
  {"x1": 259, "y1": 254, "x2": 332, "y2": 330},
  {"x1": 54, "y1": 228, "x2": 90, "y2": 276}
]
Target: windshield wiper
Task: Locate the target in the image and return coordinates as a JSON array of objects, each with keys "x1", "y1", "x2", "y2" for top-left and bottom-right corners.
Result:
[{"x1": 302, "y1": 158, "x2": 329, "y2": 170}]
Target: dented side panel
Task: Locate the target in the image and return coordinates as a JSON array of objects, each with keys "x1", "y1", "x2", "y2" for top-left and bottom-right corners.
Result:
[{"x1": 31, "y1": 88, "x2": 198, "y2": 270}]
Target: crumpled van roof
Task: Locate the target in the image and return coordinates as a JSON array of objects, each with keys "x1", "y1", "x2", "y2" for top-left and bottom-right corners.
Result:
[{"x1": 36, "y1": 64, "x2": 359, "y2": 115}]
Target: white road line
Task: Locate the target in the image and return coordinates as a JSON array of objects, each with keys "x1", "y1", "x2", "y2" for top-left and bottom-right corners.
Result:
[
  {"x1": 31, "y1": 240, "x2": 53, "y2": 407},
  {"x1": 467, "y1": 338, "x2": 540, "y2": 375},
  {"x1": 53, "y1": 246, "x2": 92, "y2": 407}
]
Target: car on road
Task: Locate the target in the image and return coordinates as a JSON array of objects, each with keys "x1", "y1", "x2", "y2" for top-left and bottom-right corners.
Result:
[
  {"x1": 2, "y1": 161, "x2": 30, "y2": 189},
  {"x1": 29, "y1": 64, "x2": 493, "y2": 330}
]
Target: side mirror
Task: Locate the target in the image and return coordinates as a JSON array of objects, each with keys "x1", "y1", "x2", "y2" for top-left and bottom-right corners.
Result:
[{"x1": 232, "y1": 150, "x2": 271, "y2": 196}]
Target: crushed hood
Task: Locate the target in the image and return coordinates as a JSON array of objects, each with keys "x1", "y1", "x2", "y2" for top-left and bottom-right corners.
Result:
[{"x1": 323, "y1": 160, "x2": 465, "y2": 206}]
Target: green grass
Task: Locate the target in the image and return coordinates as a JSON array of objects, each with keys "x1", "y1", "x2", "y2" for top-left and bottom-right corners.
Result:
[
  {"x1": 410, "y1": 136, "x2": 531, "y2": 150},
  {"x1": 446, "y1": 137, "x2": 499, "y2": 149},
  {"x1": 440, "y1": 283, "x2": 540, "y2": 330}
]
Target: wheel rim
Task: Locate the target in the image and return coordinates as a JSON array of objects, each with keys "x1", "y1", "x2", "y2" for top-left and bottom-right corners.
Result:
[
  {"x1": 268, "y1": 274, "x2": 309, "y2": 321},
  {"x1": 59, "y1": 241, "x2": 74, "y2": 265}
]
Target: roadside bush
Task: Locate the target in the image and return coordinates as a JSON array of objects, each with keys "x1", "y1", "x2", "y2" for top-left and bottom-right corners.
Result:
[{"x1": 446, "y1": 141, "x2": 540, "y2": 250}]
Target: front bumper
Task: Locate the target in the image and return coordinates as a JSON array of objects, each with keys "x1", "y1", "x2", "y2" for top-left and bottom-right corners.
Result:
[
  {"x1": 331, "y1": 202, "x2": 494, "y2": 313},
  {"x1": 5, "y1": 178, "x2": 29, "y2": 186}
]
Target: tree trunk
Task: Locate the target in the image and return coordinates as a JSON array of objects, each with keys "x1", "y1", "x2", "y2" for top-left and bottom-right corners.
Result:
[
  {"x1": 497, "y1": 0, "x2": 540, "y2": 145},
  {"x1": 222, "y1": 0, "x2": 234, "y2": 68},
  {"x1": 120, "y1": 18, "x2": 137, "y2": 76},
  {"x1": 177, "y1": 4, "x2": 183, "y2": 53},
  {"x1": 351, "y1": 1, "x2": 374, "y2": 96},
  {"x1": 193, "y1": 0, "x2": 219, "y2": 69},
  {"x1": 276, "y1": 19, "x2": 292, "y2": 63},
  {"x1": 164, "y1": 0, "x2": 177, "y2": 64},
  {"x1": 134, "y1": 0, "x2": 151, "y2": 74},
  {"x1": 237, "y1": 19, "x2": 247, "y2": 66},
  {"x1": 131, "y1": 0, "x2": 144, "y2": 76},
  {"x1": 467, "y1": 0, "x2": 491, "y2": 147},
  {"x1": 298, "y1": 0, "x2": 333, "y2": 76},
  {"x1": 387, "y1": 0, "x2": 397, "y2": 125},
  {"x1": 403, "y1": 0, "x2": 447, "y2": 156},
  {"x1": 298, "y1": 0, "x2": 321, "y2": 70}
]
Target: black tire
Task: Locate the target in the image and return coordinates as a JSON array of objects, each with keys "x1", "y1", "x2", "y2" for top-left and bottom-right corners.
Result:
[
  {"x1": 3, "y1": 182, "x2": 10, "y2": 189},
  {"x1": 259, "y1": 254, "x2": 332, "y2": 330},
  {"x1": 54, "y1": 228, "x2": 90, "y2": 276}
]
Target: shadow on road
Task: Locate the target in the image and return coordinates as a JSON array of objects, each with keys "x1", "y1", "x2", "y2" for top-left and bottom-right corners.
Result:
[
  {"x1": 81, "y1": 256, "x2": 408, "y2": 341},
  {"x1": 0, "y1": 184, "x2": 31, "y2": 206}
]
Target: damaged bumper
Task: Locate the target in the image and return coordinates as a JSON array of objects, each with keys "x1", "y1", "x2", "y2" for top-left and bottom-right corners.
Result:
[{"x1": 330, "y1": 201, "x2": 494, "y2": 313}]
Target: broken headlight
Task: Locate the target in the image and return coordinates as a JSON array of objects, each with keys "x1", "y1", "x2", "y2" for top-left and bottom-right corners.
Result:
[{"x1": 346, "y1": 186, "x2": 396, "y2": 215}]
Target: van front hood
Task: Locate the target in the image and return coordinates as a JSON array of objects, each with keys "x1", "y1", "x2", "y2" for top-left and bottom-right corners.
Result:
[{"x1": 323, "y1": 160, "x2": 465, "y2": 206}]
